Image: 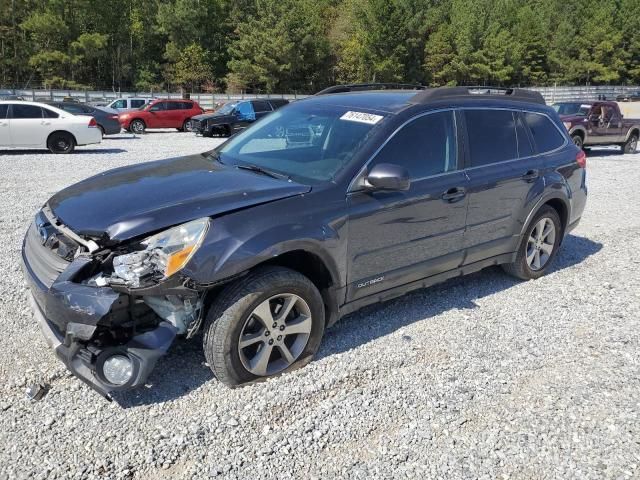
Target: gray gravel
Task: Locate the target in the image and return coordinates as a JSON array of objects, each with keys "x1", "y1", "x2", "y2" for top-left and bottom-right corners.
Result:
[{"x1": 1, "y1": 135, "x2": 639, "y2": 479}]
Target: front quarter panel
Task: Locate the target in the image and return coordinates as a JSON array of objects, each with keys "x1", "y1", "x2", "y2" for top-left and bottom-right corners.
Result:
[{"x1": 184, "y1": 186, "x2": 349, "y2": 293}]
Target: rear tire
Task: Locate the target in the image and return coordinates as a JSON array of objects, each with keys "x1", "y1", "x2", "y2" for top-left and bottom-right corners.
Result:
[
  {"x1": 623, "y1": 133, "x2": 638, "y2": 154},
  {"x1": 502, "y1": 206, "x2": 562, "y2": 280},
  {"x1": 571, "y1": 134, "x2": 584, "y2": 150},
  {"x1": 178, "y1": 119, "x2": 192, "y2": 132},
  {"x1": 202, "y1": 267, "x2": 325, "y2": 387},
  {"x1": 47, "y1": 132, "x2": 75, "y2": 154},
  {"x1": 130, "y1": 119, "x2": 146, "y2": 134}
]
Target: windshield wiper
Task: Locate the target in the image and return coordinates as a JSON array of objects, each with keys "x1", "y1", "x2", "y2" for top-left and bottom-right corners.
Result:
[
  {"x1": 236, "y1": 164, "x2": 290, "y2": 181},
  {"x1": 207, "y1": 151, "x2": 224, "y2": 164}
]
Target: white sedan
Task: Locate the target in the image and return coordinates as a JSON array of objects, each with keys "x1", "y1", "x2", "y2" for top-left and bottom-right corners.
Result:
[{"x1": 0, "y1": 101, "x2": 102, "y2": 154}]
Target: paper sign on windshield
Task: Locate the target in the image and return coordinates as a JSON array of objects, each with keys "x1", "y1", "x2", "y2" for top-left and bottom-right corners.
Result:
[{"x1": 340, "y1": 111, "x2": 384, "y2": 125}]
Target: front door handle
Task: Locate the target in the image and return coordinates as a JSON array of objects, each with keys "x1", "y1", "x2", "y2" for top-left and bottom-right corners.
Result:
[
  {"x1": 441, "y1": 187, "x2": 466, "y2": 203},
  {"x1": 522, "y1": 169, "x2": 539, "y2": 182}
]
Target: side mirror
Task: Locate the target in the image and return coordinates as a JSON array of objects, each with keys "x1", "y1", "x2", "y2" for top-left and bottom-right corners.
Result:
[{"x1": 366, "y1": 163, "x2": 410, "y2": 191}]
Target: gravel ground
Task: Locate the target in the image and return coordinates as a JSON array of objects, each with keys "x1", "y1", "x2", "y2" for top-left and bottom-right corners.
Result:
[{"x1": 0, "y1": 134, "x2": 639, "y2": 479}]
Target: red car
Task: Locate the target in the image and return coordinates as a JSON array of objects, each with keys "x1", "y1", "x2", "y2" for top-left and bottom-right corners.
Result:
[{"x1": 118, "y1": 99, "x2": 204, "y2": 134}]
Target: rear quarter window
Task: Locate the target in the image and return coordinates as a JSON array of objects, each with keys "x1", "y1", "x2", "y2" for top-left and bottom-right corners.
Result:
[
  {"x1": 524, "y1": 112, "x2": 565, "y2": 153},
  {"x1": 464, "y1": 109, "x2": 518, "y2": 166}
]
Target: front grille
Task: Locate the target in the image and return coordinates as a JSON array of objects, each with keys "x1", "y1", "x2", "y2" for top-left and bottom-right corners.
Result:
[
  {"x1": 24, "y1": 222, "x2": 72, "y2": 288},
  {"x1": 191, "y1": 119, "x2": 203, "y2": 132}
]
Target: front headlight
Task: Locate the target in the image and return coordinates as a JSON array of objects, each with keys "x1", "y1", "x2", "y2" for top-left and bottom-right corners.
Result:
[{"x1": 112, "y1": 218, "x2": 209, "y2": 287}]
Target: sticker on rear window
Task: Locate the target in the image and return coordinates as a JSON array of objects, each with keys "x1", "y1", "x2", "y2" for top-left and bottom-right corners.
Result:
[{"x1": 340, "y1": 111, "x2": 384, "y2": 125}]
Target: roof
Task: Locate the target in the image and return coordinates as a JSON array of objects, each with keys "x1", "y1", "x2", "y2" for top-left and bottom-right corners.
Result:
[
  {"x1": 301, "y1": 86, "x2": 546, "y2": 115},
  {"x1": 299, "y1": 91, "x2": 417, "y2": 114}
]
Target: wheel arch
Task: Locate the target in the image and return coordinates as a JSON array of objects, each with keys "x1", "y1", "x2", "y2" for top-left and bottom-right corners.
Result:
[
  {"x1": 569, "y1": 127, "x2": 585, "y2": 141},
  {"x1": 625, "y1": 126, "x2": 640, "y2": 142},
  {"x1": 520, "y1": 193, "x2": 570, "y2": 242},
  {"x1": 47, "y1": 130, "x2": 77, "y2": 147}
]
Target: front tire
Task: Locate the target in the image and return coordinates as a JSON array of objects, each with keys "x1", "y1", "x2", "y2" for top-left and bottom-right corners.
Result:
[
  {"x1": 623, "y1": 133, "x2": 638, "y2": 154},
  {"x1": 178, "y1": 119, "x2": 192, "y2": 132},
  {"x1": 502, "y1": 206, "x2": 562, "y2": 280},
  {"x1": 47, "y1": 132, "x2": 75, "y2": 154},
  {"x1": 130, "y1": 119, "x2": 146, "y2": 134},
  {"x1": 203, "y1": 267, "x2": 325, "y2": 387}
]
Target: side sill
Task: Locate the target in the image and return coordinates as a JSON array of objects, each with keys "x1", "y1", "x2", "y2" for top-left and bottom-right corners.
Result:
[{"x1": 338, "y1": 253, "x2": 514, "y2": 318}]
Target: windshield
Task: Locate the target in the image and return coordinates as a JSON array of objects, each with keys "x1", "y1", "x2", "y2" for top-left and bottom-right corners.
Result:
[
  {"x1": 215, "y1": 102, "x2": 237, "y2": 115},
  {"x1": 216, "y1": 102, "x2": 385, "y2": 184},
  {"x1": 553, "y1": 103, "x2": 591, "y2": 116}
]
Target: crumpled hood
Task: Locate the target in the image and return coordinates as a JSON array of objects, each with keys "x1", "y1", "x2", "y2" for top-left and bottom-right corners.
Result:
[{"x1": 48, "y1": 153, "x2": 310, "y2": 243}]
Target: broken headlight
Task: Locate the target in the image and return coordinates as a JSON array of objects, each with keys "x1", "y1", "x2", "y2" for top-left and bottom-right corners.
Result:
[{"x1": 112, "y1": 218, "x2": 210, "y2": 287}]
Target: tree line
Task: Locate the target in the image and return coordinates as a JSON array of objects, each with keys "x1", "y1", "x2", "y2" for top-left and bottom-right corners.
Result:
[{"x1": 1, "y1": 0, "x2": 639, "y2": 94}]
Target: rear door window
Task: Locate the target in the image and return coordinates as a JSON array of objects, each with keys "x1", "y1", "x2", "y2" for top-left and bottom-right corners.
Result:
[
  {"x1": 515, "y1": 114, "x2": 534, "y2": 158},
  {"x1": 42, "y1": 108, "x2": 59, "y2": 119},
  {"x1": 524, "y1": 112, "x2": 565, "y2": 153},
  {"x1": 236, "y1": 101, "x2": 256, "y2": 120},
  {"x1": 252, "y1": 100, "x2": 272, "y2": 112},
  {"x1": 130, "y1": 99, "x2": 146, "y2": 108},
  {"x1": 371, "y1": 110, "x2": 457, "y2": 178},
  {"x1": 0, "y1": 105, "x2": 8, "y2": 119},
  {"x1": 464, "y1": 110, "x2": 518, "y2": 167},
  {"x1": 10, "y1": 104, "x2": 43, "y2": 119}
]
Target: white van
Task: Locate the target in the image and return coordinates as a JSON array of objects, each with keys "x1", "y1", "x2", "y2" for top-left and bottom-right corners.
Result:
[{"x1": 106, "y1": 98, "x2": 152, "y2": 112}]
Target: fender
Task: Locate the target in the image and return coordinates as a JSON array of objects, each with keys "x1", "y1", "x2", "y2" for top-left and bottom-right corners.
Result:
[
  {"x1": 568, "y1": 125, "x2": 587, "y2": 141},
  {"x1": 623, "y1": 126, "x2": 640, "y2": 142},
  {"x1": 185, "y1": 215, "x2": 345, "y2": 292},
  {"x1": 518, "y1": 189, "x2": 570, "y2": 238}
]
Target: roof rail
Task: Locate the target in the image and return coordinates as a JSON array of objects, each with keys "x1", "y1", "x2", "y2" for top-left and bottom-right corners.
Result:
[
  {"x1": 315, "y1": 83, "x2": 426, "y2": 95},
  {"x1": 411, "y1": 86, "x2": 546, "y2": 105}
]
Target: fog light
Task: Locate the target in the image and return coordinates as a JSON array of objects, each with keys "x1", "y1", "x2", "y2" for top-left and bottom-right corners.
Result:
[{"x1": 102, "y1": 354, "x2": 134, "y2": 385}]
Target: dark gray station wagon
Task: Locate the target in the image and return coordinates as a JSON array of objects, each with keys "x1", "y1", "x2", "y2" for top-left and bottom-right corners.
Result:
[{"x1": 22, "y1": 86, "x2": 587, "y2": 398}]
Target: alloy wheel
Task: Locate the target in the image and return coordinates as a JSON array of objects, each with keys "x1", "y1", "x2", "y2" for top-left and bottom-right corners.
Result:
[
  {"x1": 526, "y1": 217, "x2": 556, "y2": 271},
  {"x1": 238, "y1": 294, "x2": 312, "y2": 376}
]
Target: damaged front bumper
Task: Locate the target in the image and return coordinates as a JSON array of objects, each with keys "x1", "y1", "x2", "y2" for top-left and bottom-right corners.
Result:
[{"x1": 22, "y1": 244, "x2": 180, "y2": 399}]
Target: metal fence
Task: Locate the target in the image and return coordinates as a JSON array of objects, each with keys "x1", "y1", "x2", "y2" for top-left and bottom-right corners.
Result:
[
  {"x1": 2, "y1": 85, "x2": 640, "y2": 107},
  {"x1": 529, "y1": 85, "x2": 640, "y2": 103},
  {"x1": 0, "y1": 89, "x2": 309, "y2": 110}
]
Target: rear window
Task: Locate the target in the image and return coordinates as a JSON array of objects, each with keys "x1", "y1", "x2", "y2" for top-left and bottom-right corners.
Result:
[
  {"x1": 10, "y1": 104, "x2": 43, "y2": 119},
  {"x1": 42, "y1": 108, "x2": 59, "y2": 119},
  {"x1": 524, "y1": 113, "x2": 565, "y2": 153},
  {"x1": 465, "y1": 110, "x2": 518, "y2": 166}
]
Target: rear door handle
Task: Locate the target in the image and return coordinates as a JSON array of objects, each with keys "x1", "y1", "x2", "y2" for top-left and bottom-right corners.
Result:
[
  {"x1": 522, "y1": 169, "x2": 539, "y2": 182},
  {"x1": 441, "y1": 187, "x2": 466, "y2": 202}
]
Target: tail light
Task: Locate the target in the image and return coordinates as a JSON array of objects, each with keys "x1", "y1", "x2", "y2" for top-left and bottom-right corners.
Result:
[
  {"x1": 88, "y1": 117, "x2": 97, "y2": 128},
  {"x1": 576, "y1": 149, "x2": 586, "y2": 168}
]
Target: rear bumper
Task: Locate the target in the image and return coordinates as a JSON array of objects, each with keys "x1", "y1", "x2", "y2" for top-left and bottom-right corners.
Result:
[
  {"x1": 22, "y1": 240, "x2": 177, "y2": 399},
  {"x1": 101, "y1": 120, "x2": 122, "y2": 135},
  {"x1": 75, "y1": 128, "x2": 103, "y2": 146}
]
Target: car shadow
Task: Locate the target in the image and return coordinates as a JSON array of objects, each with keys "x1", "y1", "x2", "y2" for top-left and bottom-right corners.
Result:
[
  {"x1": 113, "y1": 234, "x2": 602, "y2": 407},
  {"x1": 584, "y1": 148, "x2": 626, "y2": 158},
  {"x1": 0, "y1": 148, "x2": 127, "y2": 155}
]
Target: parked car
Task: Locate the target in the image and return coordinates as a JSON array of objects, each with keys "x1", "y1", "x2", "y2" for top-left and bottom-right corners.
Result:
[
  {"x1": 107, "y1": 97, "x2": 152, "y2": 112},
  {"x1": 44, "y1": 102, "x2": 121, "y2": 136},
  {"x1": 615, "y1": 91, "x2": 640, "y2": 102},
  {"x1": 22, "y1": 86, "x2": 587, "y2": 398},
  {"x1": 0, "y1": 95, "x2": 24, "y2": 101},
  {"x1": 0, "y1": 101, "x2": 102, "y2": 153},
  {"x1": 553, "y1": 101, "x2": 640, "y2": 152},
  {"x1": 118, "y1": 99, "x2": 204, "y2": 134},
  {"x1": 191, "y1": 99, "x2": 289, "y2": 137}
]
